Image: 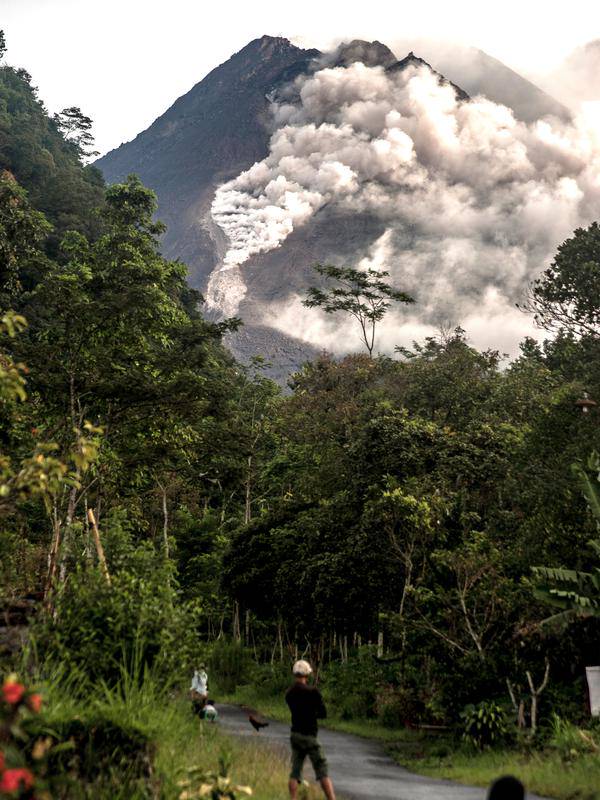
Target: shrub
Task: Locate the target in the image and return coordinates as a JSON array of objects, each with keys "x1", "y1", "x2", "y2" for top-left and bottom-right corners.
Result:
[
  {"x1": 209, "y1": 641, "x2": 252, "y2": 694},
  {"x1": 178, "y1": 753, "x2": 252, "y2": 799},
  {"x1": 321, "y1": 650, "x2": 382, "y2": 720},
  {"x1": 35, "y1": 564, "x2": 199, "y2": 688},
  {"x1": 251, "y1": 663, "x2": 292, "y2": 696},
  {"x1": 460, "y1": 700, "x2": 510, "y2": 749},
  {"x1": 375, "y1": 684, "x2": 419, "y2": 728},
  {"x1": 43, "y1": 715, "x2": 154, "y2": 798},
  {"x1": 0, "y1": 674, "x2": 64, "y2": 799}
]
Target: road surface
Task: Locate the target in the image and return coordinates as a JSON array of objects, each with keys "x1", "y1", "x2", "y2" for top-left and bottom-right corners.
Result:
[{"x1": 218, "y1": 705, "x2": 549, "y2": 800}]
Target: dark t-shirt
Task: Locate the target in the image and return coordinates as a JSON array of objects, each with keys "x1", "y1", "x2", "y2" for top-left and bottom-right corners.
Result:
[{"x1": 285, "y1": 682, "x2": 327, "y2": 736}]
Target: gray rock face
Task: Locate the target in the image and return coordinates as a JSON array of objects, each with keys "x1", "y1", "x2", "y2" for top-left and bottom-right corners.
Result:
[
  {"x1": 333, "y1": 39, "x2": 398, "y2": 68},
  {"x1": 97, "y1": 36, "x2": 321, "y2": 288}
]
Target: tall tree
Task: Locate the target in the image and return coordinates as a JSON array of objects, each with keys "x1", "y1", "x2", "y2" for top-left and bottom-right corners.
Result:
[
  {"x1": 53, "y1": 106, "x2": 99, "y2": 162},
  {"x1": 303, "y1": 264, "x2": 413, "y2": 357},
  {"x1": 527, "y1": 222, "x2": 600, "y2": 337},
  {"x1": 532, "y1": 452, "x2": 600, "y2": 623},
  {"x1": 16, "y1": 175, "x2": 236, "y2": 590}
]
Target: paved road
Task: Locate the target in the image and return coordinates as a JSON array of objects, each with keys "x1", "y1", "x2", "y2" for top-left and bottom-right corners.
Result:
[{"x1": 218, "y1": 705, "x2": 549, "y2": 800}]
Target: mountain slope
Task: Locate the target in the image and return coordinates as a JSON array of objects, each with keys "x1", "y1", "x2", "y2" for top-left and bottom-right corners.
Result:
[{"x1": 97, "y1": 36, "x2": 320, "y2": 286}]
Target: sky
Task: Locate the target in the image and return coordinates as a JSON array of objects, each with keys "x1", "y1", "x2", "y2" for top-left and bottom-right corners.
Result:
[{"x1": 3, "y1": 0, "x2": 600, "y2": 156}]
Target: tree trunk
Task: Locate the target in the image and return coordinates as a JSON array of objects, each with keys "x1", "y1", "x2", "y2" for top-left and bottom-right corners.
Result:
[
  {"x1": 233, "y1": 601, "x2": 241, "y2": 642},
  {"x1": 527, "y1": 660, "x2": 550, "y2": 735},
  {"x1": 244, "y1": 455, "x2": 252, "y2": 525},
  {"x1": 44, "y1": 503, "x2": 62, "y2": 608},
  {"x1": 159, "y1": 482, "x2": 169, "y2": 559},
  {"x1": 87, "y1": 508, "x2": 111, "y2": 585}
]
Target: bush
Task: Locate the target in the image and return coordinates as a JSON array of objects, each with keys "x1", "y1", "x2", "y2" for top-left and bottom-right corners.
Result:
[
  {"x1": 177, "y1": 753, "x2": 252, "y2": 800},
  {"x1": 251, "y1": 662, "x2": 293, "y2": 696},
  {"x1": 375, "y1": 684, "x2": 419, "y2": 728},
  {"x1": 43, "y1": 715, "x2": 154, "y2": 798},
  {"x1": 209, "y1": 641, "x2": 253, "y2": 694},
  {"x1": 321, "y1": 650, "x2": 382, "y2": 720},
  {"x1": 0, "y1": 674, "x2": 56, "y2": 799},
  {"x1": 460, "y1": 700, "x2": 510, "y2": 749},
  {"x1": 35, "y1": 564, "x2": 199, "y2": 688}
]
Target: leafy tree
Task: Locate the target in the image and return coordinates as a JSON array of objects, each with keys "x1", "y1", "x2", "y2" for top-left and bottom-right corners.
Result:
[
  {"x1": 0, "y1": 170, "x2": 50, "y2": 308},
  {"x1": 54, "y1": 106, "x2": 99, "y2": 162},
  {"x1": 13, "y1": 175, "x2": 239, "y2": 594},
  {"x1": 532, "y1": 452, "x2": 600, "y2": 623},
  {"x1": 0, "y1": 30, "x2": 6, "y2": 61},
  {"x1": 303, "y1": 264, "x2": 413, "y2": 357},
  {"x1": 0, "y1": 60, "x2": 104, "y2": 244},
  {"x1": 527, "y1": 222, "x2": 600, "y2": 336}
]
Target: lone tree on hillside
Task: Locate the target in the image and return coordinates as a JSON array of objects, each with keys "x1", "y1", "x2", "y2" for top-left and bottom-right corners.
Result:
[
  {"x1": 303, "y1": 264, "x2": 414, "y2": 357},
  {"x1": 54, "y1": 106, "x2": 99, "y2": 161}
]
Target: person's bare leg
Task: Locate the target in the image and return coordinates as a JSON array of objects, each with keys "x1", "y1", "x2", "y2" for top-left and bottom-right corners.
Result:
[
  {"x1": 288, "y1": 778, "x2": 299, "y2": 798},
  {"x1": 320, "y1": 777, "x2": 336, "y2": 800}
]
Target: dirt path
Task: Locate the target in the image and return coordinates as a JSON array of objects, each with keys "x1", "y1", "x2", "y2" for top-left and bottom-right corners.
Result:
[{"x1": 218, "y1": 705, "x2": 549, "y2": 800}]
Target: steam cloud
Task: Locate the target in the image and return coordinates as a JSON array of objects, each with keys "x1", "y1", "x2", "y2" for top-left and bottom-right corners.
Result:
[{"x1": 207, "y1": 58, "x2": 600, "y2": 352}]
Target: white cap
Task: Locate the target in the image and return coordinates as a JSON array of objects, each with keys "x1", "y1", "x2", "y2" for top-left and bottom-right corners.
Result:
[{"x1": 292, "y1": 659, "x2": 313, "y2": 676}]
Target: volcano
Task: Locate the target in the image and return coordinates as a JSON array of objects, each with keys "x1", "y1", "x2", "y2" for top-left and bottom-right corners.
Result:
[{"x1": 96, "y1": 37, "x2": 577, "y2": 379}]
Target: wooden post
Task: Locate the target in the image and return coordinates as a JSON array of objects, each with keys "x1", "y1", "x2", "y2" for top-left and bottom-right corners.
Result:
[
  {"x1": 87, "y1": 508, "x2": 111, "y2": 585},
  {"x1": 377, "y1": 630, "x2": 384, "y2": 659}
]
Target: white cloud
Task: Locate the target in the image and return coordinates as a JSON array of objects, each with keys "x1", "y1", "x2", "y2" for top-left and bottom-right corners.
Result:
[{"x1": 206, "y1": 60, "x2": 600, "y2": 354}]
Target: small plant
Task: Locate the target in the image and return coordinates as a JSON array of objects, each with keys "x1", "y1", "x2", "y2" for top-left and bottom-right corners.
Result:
[
  {"x1": 460, "y1": 700, "x2": 509, "y2": 749},
  {"x1": 178, "y1": 752, "x2": 252, "y2": 799},
  {"x1": 549, "y1": 713, "x2": 600, "y2": 762},
  {"x1": 0, "y1": 673, "x2": 61, "y2": 799},
  {"x1": 375, "y1": 684, "x2": 418, "y2": 728}
]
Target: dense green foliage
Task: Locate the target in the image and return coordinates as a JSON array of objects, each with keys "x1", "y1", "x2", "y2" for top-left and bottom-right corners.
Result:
[{"x1": 0, "y1": 55, "x2": 104, "y2": 248}]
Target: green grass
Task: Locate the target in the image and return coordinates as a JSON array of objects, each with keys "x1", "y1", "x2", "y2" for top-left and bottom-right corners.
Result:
[
  {"x1": 401, "y1": 746, "x2": 600, "y2": 800},
  {"x1": 222, "y1": 684, "x2": 600, "y2": 800},
  {"x1": 35, "y1": 672, "x2": 319, "y2": 800}
]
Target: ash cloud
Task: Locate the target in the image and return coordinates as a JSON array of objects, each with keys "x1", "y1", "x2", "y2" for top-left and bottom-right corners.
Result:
[
  {"x1": 542, "y1": 39, "x2": 600, "y2": 110},
  {"x1": 207, "y1": 56, "x2": 600, "y2": 353}
]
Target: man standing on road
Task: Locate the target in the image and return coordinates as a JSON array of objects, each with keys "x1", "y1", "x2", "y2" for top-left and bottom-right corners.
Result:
[{"x1": 285, "y1": 660, "x2": 336, "y2": 800}]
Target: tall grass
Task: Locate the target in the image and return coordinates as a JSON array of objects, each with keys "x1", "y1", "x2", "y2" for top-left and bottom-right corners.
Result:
[{"x1": 21, "y1": 659, "x2": 306, "y2": 799}]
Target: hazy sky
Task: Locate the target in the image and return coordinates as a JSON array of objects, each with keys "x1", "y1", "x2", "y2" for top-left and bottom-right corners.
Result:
[{"x1": 3, "y1": 0, "x2": 600, "y2": 156}]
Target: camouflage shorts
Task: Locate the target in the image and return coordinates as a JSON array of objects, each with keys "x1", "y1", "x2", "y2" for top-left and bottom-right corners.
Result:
[{"x1": 290, "y1": 732, "x2": 328, "y2": 781}]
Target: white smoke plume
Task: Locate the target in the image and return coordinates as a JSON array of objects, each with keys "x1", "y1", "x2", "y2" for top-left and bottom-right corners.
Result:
[
  {"x1": 207, "y1": 58, "x2": 600, "y2": 353},
  {"x1": 542, "y1": 40, "x2": 600, "y2": 112}
]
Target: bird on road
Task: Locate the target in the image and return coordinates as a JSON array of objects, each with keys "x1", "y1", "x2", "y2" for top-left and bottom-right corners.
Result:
[{"x1": 248, "y1": 713, "x2": 269, "y2": 732}]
